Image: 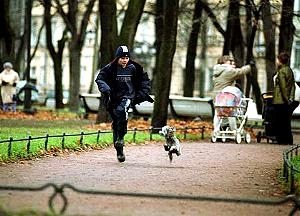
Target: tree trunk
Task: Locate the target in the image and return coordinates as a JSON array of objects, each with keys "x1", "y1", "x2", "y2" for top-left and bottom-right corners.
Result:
[
  {"x1": 245, "y1": 0, "x2": 263, "y2": 113},
  {"x1": 226, "y1": 0, "x2": 244, "y2": 67},
  {"x1": 96, "y1": 0, "x2": 118, "y2": 123},
  {"x1": 119, "y1": 0, "x2": 146, "y2": 47},
  {"x1": 0, "y1": 0, "x2": 15, "y2": 63},
  {"x1": 99, "y1": 0, "x2": 118, "y2": 68},
  {"x1": 199, "y1": 15, "x2": 207, "y2": 98},
  {"x1": 223, "y1": 0, "x2": 246, "y2": 92},
  {"x1": 53, "y1": 62, "x2": 64, "y2": 109},
  {"x1": 44, "y1": 0, "x2": 65, "y2": 109},
  {"x1": 68, "y1": 41, "x2": 81, "y2": 112},
  {"x1": 278, "y1": 0, "x2": 295, "y2": 56},
  {"x1": 183, "y1": 0, "x2": 202, "y2": 97},
  {"x1": 262, "y1": 0, "x2": 276, "y2": 92},
  {"x1": 152, "y1": 0, "x2": 164, "y2": 95},
  {"x1": 151, "y1": 0, "x2": 179, "y2": 130}
]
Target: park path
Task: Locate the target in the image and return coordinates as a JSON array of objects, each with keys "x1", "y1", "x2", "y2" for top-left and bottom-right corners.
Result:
[{"x1": 0, "y1": 140, "x2": 298, "y2": 216}]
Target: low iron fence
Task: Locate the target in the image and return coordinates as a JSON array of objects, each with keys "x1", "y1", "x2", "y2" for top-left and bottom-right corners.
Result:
[
  {"x1": 283, "y1": 144, "x2": 300, "y2": 194},
  {"x1": 0, "y1": 126, "x2": 207, "y2": 158},
  {"x1": 0, "y1": 183, "x2": 299, "y2": 215}
]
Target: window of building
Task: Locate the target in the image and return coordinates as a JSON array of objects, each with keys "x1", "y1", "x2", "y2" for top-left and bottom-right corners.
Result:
[{"x1": 295, "y1": 41, "x2": 300, "y2": 68}]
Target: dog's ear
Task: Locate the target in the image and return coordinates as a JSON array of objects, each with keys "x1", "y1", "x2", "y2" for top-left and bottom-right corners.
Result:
[{"x1": 160, "y1": 126, "x2": 167, "y2": 135}]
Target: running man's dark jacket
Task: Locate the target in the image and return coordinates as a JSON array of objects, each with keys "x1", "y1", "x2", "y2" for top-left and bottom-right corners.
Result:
[{"x1": 95, "y1": 59, "x2": 154, "y2": 109}]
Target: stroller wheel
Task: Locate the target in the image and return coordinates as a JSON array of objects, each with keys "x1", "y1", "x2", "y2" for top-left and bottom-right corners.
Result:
[
  {"x1": 236, "y1": 133, "x2": 242, "y2": 144},
  {"x1": 211, "y1": 135, "x2": 217, "y2": 143},
  {"x1": 222, "y1": 137, "x2": 226, "y2": 143},
  {"x1": 245, "y1": 133, "x2": 251, "y2": 143}
]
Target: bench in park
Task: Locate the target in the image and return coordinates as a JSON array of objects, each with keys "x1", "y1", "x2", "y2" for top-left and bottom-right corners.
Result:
[
  {"x1": 79, "y1": 93, "x2": 101, "y2": 114},
  {"x1": 79, "y1": 93, "x2": 215, "y2": 119},
  {"x1": 168, "y1": 95, "x2": 213, "y2": 119}
]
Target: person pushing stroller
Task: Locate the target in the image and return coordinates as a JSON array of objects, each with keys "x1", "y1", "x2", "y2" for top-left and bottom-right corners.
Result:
[{"x1": 212, "y1": 55, "x2": 254, "y2": 135}]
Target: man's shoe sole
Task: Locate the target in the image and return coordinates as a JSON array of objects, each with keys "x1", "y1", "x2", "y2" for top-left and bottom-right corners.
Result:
[
  {"x1": 115, "y1": 144, "x2": 125, "y2": 162},
  {"x1": 117, "y1": 155, "x2": 125, "y2": 162}
]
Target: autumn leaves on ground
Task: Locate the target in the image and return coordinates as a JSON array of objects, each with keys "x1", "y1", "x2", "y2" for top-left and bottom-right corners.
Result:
[{"x1": 0, "y1": 109, "x2": 216, "y2": 137}]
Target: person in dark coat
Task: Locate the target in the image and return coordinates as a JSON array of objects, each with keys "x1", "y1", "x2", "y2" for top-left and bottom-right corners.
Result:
[
  {"x1": 272, "y1": 52, "x2": 298, "y2": 144},
  {"x1": 95, "y1": 45, "x2": 153, "y2": 162}
]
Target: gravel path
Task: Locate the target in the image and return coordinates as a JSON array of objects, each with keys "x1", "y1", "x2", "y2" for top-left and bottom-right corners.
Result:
[{"x1": 0, "y1": 140, "x2": 298, "y2": 216}]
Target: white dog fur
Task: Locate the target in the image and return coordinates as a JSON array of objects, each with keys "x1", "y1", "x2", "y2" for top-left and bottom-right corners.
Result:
[{"x1": 159, "y1": 125, "x2": 181, "y2": 161}]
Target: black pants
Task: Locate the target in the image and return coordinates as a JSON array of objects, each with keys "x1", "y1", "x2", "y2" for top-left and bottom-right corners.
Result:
[
  {"x1": 273, "y1": 104, "x2": 293, "y2": 144},
  {"x1": 109, "y1": 98, "x2": 131, "y2": 144}
]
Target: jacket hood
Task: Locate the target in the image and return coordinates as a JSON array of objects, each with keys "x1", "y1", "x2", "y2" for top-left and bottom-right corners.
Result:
[{"x1": 213, "y1": 64, "x2": 231, "y2": 78}]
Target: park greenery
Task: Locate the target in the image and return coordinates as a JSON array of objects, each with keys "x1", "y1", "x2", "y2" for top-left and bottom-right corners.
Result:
[{"x1": 0, "y1": 109, "x2": 211, "y2": 163}]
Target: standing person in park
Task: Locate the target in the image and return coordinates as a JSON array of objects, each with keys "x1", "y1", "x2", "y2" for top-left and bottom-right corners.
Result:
[
  {"x1": 212, "y1": 55, "x2": 253, "y2": 134},
  {"x1": 0, "y1": 62, "x2": 20, "y2": 112},
  {"x1": 95, "y1": 45, "x2": 153, "y2": 162},
  {"x1": 272, "y1": 52, "x2": 298, "y2": 145}
]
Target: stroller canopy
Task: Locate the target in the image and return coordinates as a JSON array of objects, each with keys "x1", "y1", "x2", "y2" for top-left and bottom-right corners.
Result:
[{"x1": 215, "y1": 86, "x2": 243, "y2": 107}]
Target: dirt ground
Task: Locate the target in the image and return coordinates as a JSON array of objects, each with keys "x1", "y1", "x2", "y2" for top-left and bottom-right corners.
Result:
[{"x1": 1, "y1": 134, "x2": 300, "y2": 216}]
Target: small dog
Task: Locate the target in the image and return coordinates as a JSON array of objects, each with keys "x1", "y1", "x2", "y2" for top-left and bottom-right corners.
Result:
[{"x1": 159, "y1": 125, "x2": 181, "y2": 161}]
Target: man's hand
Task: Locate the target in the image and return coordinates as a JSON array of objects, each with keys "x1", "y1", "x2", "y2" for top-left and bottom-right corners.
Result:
[{"x1": 102, "y1": 91, "x2": 111, "y2": 108}]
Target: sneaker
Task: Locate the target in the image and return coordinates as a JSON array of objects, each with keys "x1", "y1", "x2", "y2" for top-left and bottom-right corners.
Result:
[{"x1": 115, "y1": 140, "x2": 125, "y2": 162}]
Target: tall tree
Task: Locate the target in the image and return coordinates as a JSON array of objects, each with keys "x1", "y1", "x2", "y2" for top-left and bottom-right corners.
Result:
[
  {"x1": 223, "y1": 0, "x2": 244, "y2": 67},
  {"x1": 245, "y1": 0, "x2": 263, "y2": 113},
  {"x1": 0, "y1": 0, "x2": 15, "y2": 64},
  {"x1": 261, "y1": 0, "x2": 276, "y2": 92},
  {"x1": 183, "y1": 0, "x2": 202, "y2": 97},
  {"x1": 278, "y1": 0, "x2": 295, "y2": 56},
  {"x1": 152, "y1": 0, "x2": 164, "y2": 95},
  {"x1": 199, "y1": 12, "x2": 207, "y2": 98},
  {"x1": 151, "y1": 0, "x2": 179, "y2": 129},
  {"x1": 99, "y1": 0, "x2": 117, "y2": 68},
  {"x1": 119, "y1": 0, "x2": 146, "y2": 47},
  {"x1": 0, "y1": 0, "x2": 26, "y2": 72},
  {"x1": 43, "y1": 0, "x2": 68, "y2": 109},
  {"x1": 55, "y1": 0, "x2": 96, "y2": 112},
  {"x1": 96, "y1": 0, "x2": 118, "y2": 123}
]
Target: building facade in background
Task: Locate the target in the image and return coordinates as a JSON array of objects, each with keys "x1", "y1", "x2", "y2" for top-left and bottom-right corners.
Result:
[{"x1": 7, "y1": 0, "x2": 300, "y2": 100}]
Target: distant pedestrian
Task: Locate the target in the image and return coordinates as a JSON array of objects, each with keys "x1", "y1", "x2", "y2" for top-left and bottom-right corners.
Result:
[
  {"x1": 0, "y1": 62, "x2": 20, "y2": 112},
  {"x1": 95, "y1": 45, "x2": 153, "y2": 162}
]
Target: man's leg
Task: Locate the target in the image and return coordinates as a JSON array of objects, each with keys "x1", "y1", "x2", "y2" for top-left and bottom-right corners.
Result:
[
  {"x1": 111, "y1": 99, "x2": 131, "y2": 162},
  {"x1": 110, "y1": 112, "x2": 125, "y2": 163}
]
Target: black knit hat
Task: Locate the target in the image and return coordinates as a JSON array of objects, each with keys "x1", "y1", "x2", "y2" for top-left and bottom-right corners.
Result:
[{"x1": 115, "y1": 45, "x2": 130, "y2": 58}]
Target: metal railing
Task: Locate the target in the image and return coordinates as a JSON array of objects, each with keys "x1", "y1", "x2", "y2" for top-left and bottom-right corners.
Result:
[
  {"x1": 0, "y1": 126, "x2": 207, "y2": 158},
  {"x1": 283, "y1": 144, "x2": 300, "y2": 193},
  {"x1": 0, "y1": 183, "x2": 299, "y2": 215}
]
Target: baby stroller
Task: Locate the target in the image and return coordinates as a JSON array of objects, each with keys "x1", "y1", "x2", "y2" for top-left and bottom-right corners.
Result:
[
  {"x1": 211, "y1": 86, "x2": 252, "y2": 144},
  {"x1": 256, "y1": 92, "x2": 275, "y2": 143}
]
